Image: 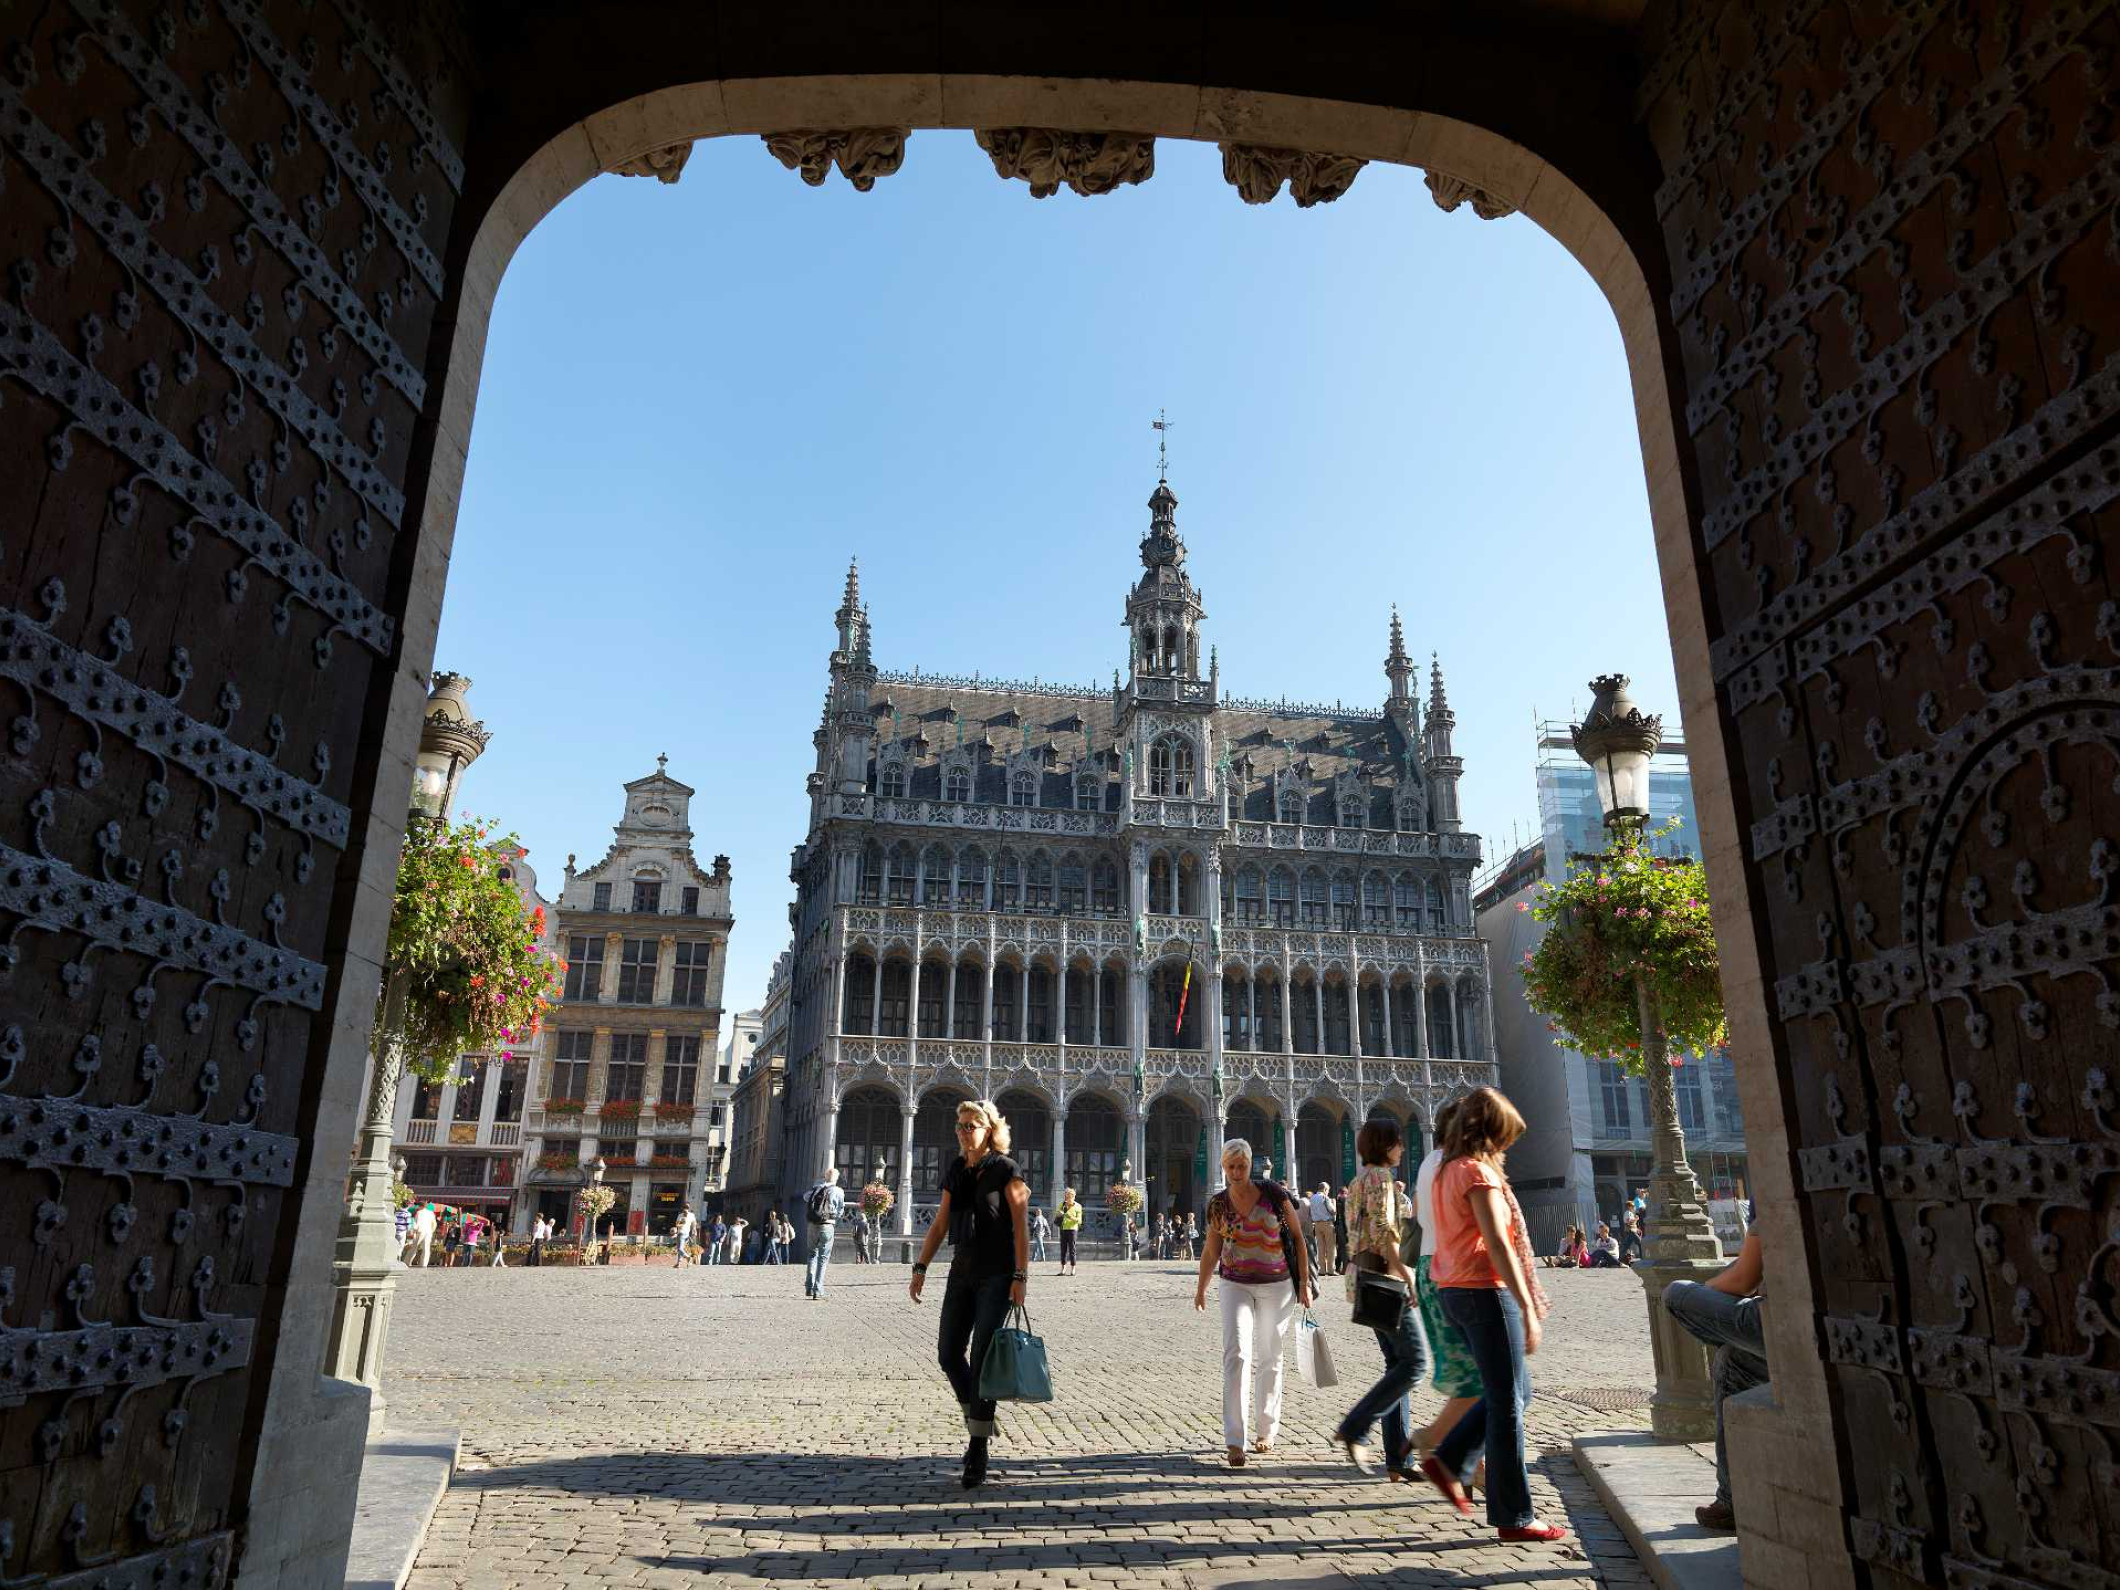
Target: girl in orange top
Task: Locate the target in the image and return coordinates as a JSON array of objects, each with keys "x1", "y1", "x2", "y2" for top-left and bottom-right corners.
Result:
[{"x1": 1419, "y1": 1086, "x2": 1566, "y2": 1544}]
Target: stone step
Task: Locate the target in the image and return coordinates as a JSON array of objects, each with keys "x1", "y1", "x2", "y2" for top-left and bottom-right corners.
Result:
[
  {"x1": 345, "y1": 1426, "x2": 459, "y2": 1590},
  {"x1": 1572, "y1": 1430, "x2": 1742, "y2": 1590}
]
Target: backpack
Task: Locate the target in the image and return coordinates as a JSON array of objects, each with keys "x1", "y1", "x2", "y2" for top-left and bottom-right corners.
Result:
[{"x1": 806, "y1": 1184, "x2": 837, "y2": 1225}]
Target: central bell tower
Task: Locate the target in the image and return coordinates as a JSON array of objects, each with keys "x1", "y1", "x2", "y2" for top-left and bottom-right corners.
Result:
[{"x1": 1115, "y1": 473, "x2": 1219, "y2": 811}]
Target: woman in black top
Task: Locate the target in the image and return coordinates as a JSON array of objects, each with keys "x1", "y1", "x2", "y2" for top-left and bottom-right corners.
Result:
[{"x1": 909, "y1": 1097, "x2": 1031, "y2": 1489}]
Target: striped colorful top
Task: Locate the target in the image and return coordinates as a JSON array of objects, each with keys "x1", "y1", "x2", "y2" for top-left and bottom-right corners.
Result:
[{"x1": 1207, "y1": 1189, "x2": 1291, "y2": 1284}]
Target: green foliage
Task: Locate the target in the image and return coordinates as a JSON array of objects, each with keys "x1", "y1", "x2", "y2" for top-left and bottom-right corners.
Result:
[
  {"x1": 384, "y1": 815, "x2": 562, "y2": 1084},
  {"x1": 391, "y1": 1179, "x2": 415, "y2": 1209},
  {"x1": 575, "y1": 1184, "x2": 617, "y2": 1225},
  {"x1": 1106, "y1": 1183, "x2": 1145, "y2": 1217},
  {"x1": 1519, "y1": 822, "x2": 1728, "y2": 1071}
]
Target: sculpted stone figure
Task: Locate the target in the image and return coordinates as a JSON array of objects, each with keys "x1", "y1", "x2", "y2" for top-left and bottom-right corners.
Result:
[
  {"x1": 975, "y1": 129, "x2": 1155, "y2": 198},
  {"x1": 1424, "y1": 170, "x2": 1515, "y2": 221},
  {"x1": 1218, "y1": 144, "x2": 1366, "y2": 207},
  {"x1": 763, "y1": 128, "x2": 909, "y2": 190}
]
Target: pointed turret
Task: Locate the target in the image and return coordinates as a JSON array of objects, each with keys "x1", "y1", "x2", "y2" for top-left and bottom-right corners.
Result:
[
  {"x1": 851, "y1": 605, "x2": 875, "y2": 676},
  {"x1": 1423, "y1": 653, "x2": 1463, "y2": 831},
  {"x1": 1385, "y1": 606, "x2": 1416, "y2": 719},
  {"x1": 834, "y1": 559, "x2": 862, "y2": 657},
  {"x1": 831, "y1": 606, "x2": 879, "y2": 796}
]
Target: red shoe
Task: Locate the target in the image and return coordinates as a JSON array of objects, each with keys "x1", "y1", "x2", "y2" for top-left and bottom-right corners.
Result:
[
  {"x1": 1418, "y1": 1456, "x2": 1475, "y2": 1517},
  {"x1": 1497, "y1": 1523, "x2": 1569, "y2": 1543}
]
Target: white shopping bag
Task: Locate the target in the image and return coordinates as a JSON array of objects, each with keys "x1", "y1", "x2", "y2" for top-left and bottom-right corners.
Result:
[{"x1": 1295, "y1": 1310, "x2": 1339, "y2": 1389}]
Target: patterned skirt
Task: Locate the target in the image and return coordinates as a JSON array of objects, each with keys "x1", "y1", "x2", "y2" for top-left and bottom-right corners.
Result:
[{"x1": 1416, "y1": 1255, "x2": 1483, "y2": 1398}]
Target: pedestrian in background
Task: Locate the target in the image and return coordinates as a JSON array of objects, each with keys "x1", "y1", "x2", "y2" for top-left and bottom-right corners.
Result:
[
  {"x1": 393, "y1": 1201, "x2": 412, "y2": 1262},
  {"x1": 1332, "y1": 1190, "x2": 1349, "y2": 1273},
  {"x1": 411, "y1": 1203, "x2": 437, "y2": 1268},
  {"x1": 908, "y1": 1099, "x2": 1030, "y2": 1490},
  {"x1": 1182, "y1": 1211, "x2": 1198, "y2": 1260},
  {"x1": 1194, "y1": 1138, "x2": 1312, "y2": 1467},
  {"x1": 1056, "y1": 1188, "x2": 1082, "y2": 1274},
  {"x1": 727, "y1": 1215, "x2": 749, "y2": 1265},
  {"x1": 1308, "y1": 1183, "x2": 1339, "y2": 1277},
  {"x1": 706, "y1": 1214, "x2": 727, "y2": 1265},
  {"x1": 804, "y1": 1167, "x2": 846, "y2": 1298},
  {"x1": 1334, "y1": 1116, "x2": 1429, "y2": 1479},
  {"x1": 1421, "y1": 1086, "x2": 1566, "y2": 1544},
  {"x1": 1031, "y1": 1205, "x2": 1050, "y2": 1262}
]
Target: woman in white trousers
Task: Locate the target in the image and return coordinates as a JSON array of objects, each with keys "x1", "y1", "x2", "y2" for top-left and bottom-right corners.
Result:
[{"x1": 1193, "y1": 1139, "x2": 1314, "y2": 1466}]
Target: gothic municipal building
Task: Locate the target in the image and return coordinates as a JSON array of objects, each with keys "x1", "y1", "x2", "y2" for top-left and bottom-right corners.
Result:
[{"x1": 779, "y1": 476, "x2": 1499, "y2": 1233}]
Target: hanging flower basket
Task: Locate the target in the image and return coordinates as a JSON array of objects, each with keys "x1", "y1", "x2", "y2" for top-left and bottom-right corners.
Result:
[
  {"x1": 574, "y1": 1184, "x2": 617, "y2": 1226},
  {"x1": 860, "y1": 1181, "x2": 895, "y2": 1219},
  {"x1": 1519, "y1": 825, "x2": 1728, "y2": 1071},
  {"x1": 1106, "y1": 1183, "x2": 1145, "y2": 1218}
]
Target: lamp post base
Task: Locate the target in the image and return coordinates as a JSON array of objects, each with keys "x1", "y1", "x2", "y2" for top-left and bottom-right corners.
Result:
[{"x1": 1634, "y1": 1167, "x2": 1726, "y2": 1444}]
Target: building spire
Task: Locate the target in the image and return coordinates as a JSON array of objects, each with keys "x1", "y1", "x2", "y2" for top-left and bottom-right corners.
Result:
[
  {"x1": 852, "y1": 605, "x2": 874, "y2": 674},
  {"x1": 1386, "y1": 606, "x2": 1416, "y2": 717},
  {"x1": 1428, "y1": 652, "x2": 1453, "y2": 724},
  {"x1": 834, "y1": 558, "x2": 862, "y2": 656}
]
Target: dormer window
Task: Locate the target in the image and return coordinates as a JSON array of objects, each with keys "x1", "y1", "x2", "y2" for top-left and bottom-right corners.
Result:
[
  {"x1": 1149, "y1": 735, "x2": 1195, "y2": 797},
  {"x1": 1010, "y1": 772, "x2": 1037, "y2": 808},
  {"x1": 631, "y1": 879, "x2": 662, "y2": 913},
  {"x1": 945, "y1": 768, "x2": 971, "y2": 803},
  {"x1": 1340, "y1": 797, "x2": 1364, "y2": 829},
  {"x1": 1075, "y1": 774, "x2": 1099, "y2": 811},
  {"x1": 1278, "y1": 790, "x2": 1303, "y2": 825},
  {"x1": 880, "y1": 763, "x2": 907, "y2": 799}
]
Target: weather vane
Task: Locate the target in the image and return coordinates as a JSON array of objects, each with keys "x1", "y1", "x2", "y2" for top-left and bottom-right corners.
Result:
[{"x1": 1152, "y1": 408, "x2": 1174, "y2": 481}]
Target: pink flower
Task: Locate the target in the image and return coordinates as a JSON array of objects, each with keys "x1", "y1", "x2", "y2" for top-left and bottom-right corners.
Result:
[{"x1": 1516, "y1": 901, "x2": 1529, "y2": 913}]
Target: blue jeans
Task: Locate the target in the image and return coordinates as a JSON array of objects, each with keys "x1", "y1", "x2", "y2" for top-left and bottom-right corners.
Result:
[
  {"x1": 806, "y1": 1223, "x2": 835, "y2": 1295},
  {"x1": 706, "y1": 1240, "x2": 723, "y2": 1265},
  {"x1": 1031, "y1": 1233, "x2": 1047, "y2": 1261},
  {"x1": 765, "y1": 1239, "x2": 782, "y2": 1265},
  {"x1": 1435, "y1": 1287, "x2": 1536, "y2": 1528},
  {"x1": 1335, "y1": 1289, "x2": 1432, "y2": 1472},
  {"x1": 1663, "y1": 1279, "x2": 1768, "y2": 1509}
]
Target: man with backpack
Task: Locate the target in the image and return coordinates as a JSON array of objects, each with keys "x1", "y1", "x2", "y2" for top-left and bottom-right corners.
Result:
[{"x1": 804, "y1": 1167, "x2": 846, "y2": 1299}]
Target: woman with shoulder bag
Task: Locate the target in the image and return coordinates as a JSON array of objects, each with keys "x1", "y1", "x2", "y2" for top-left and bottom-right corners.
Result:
[
  {"x1": 1419, "y1": 1086, "x2": 1567, "y2": 1543},
  {"x1": 1332, "y1": 1116, "x2": 1431, "y2": 1479},
  {"x1": 908, "y1": 1098, "x2": 1031, "y2": 1490},
  {"x1": 1194, "y1": 1138, "x2": 1314, "y2": 1467}
]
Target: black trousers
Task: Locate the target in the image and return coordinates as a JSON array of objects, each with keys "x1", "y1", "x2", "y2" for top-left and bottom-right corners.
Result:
[
  {"x1": 938, "y1": 1264, "x2": 1014, "y2": 1436},
  {"x1": 1059, "y1": 1229, "x2": 1077, "y2": 1266}
]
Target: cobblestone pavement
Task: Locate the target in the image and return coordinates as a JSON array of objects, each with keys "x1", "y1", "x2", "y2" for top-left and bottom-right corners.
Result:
[{"x1": 383, "y1": 1259, "x2": 1660, "y2": 1589}]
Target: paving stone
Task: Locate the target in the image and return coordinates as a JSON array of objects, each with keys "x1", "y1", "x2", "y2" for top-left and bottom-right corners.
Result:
[{"x1": 384, "y1": 1261, "x2": 1657, "y2": 1586}]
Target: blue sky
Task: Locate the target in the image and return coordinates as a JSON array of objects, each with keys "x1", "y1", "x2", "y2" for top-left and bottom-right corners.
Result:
[{"x1": 435, "y1": 133, "x2": 1674, "y2": 1013}]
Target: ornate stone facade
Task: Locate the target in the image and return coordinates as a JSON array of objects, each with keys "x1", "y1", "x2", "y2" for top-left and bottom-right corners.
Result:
[
  {"x1": 522, "y1": 764, "x2": 735, "y2": 1238},
  {"x1": 778, "y1": 488, "x2": 1497, "y2": 1237}
]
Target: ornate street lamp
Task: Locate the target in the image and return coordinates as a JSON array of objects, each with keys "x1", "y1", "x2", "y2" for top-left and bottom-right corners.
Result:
[
  {"x1": 328, "y1": 673, "x2": 489, "y2": 1421},
  {"x1": 1571, "y1": 675, "x2": 1724, "y2": 1441}
]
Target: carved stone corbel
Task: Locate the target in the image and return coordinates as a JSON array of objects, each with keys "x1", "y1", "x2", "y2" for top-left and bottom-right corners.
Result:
[
  {"x1": 975, "y1": 128, "x2": 1155, "y2": 198},
  {"x1": 763, "y1": 128, "x2": 909, "y2": 191},
  {"x1": 1219, "y1": 144, "x2": 1366, "y2": 207},
  {"x1": 1424, "y1": 169, "x2": 1515, "y2": 221},
  {"x1": 611, "y1": 143, "x2": 694, "y2": 184}
]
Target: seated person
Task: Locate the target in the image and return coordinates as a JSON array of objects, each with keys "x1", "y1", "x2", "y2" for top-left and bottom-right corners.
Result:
[
  {"x1": 1589, "y1": 1223, "x2": 1622, "y2": 1267},
  {"x1": 1662, "y1": 1220, "x2": 1768, "y2": 1532},
  {"x1": 1552, "y1": 1224, "x2": 1587, "y2": 1268}
]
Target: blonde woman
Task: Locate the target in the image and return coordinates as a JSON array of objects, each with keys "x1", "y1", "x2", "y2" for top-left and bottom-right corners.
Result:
[
  {"x1": 1056, "y1": 1186, "x2": 1083, "y2": 1274},
  {"x1": 1421, "y1": 1086, "x2": 1566, "y2": 1543},
  {"x1": 1193, "y1": 1138, "x2": 1312, "y2": 1466},
  {"x1": 909, "y1": 1098, "x2": 1030, "y2": 1489}
]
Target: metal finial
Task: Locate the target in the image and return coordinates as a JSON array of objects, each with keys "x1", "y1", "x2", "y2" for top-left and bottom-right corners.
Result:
[{"x1": 1152, "y1": 408, "x2": 1173, "y2": 481}]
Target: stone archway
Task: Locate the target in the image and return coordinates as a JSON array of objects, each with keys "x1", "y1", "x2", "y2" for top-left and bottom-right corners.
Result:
[
  {"x1": 1, "y1": 7, "x2": 2109, "y2": 1587},
  {"x1": 1143, "y1": 1094, "x2": 1204, "y2": 1221}
]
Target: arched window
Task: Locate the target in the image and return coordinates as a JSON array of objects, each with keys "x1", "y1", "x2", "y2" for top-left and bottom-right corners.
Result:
[
  {"x1": 1063, "y1": 1094, "x2": 1123, "y2": 1200},
  {"x1": 1300, "y1": 868, "x2": 1328, "y2": 926},
  {"x1": 1075, "y1": 773, "x2": 1099, "y2": 811},
  {"x1": 945, "y1": 767, "x2": 971, "y2": 802},
  {"x1": 912, "y1": 1090, "x2": 968, "y2": 1193},
  {"x1": 1362, "y1": 871, "x2": 1389, "y2": 926},
  {"x1": 1026, "y1": 852, "x2": 1055, "y2": 911},
  {"x1": 1149, "y1": 735, "x2": 1195, "y2": 797},
  {"x1": 1010, "y1": 772, "x2": 1037, "y2": 808},
  {"x1": 1267, "y1": 867, "x2": 1296, "y2": 926},
  {"x1": 995, "y1": 851, "x2": 1022, "y2": 910},
  {"x1": 1393, "y1": 873, "x2": 1419, "y2": 928},
  {"x1": 956, "y1": 848, "x2": 987, "y2": 906},
  {"x1": 1057, "y1": 857, "x2": 1086, "y2": 913},
  {"x1": 1340, "y1": 795, "x2": 1364, "y2": 828},
  {"x1": 1091, "y1": 860, "x2": 1118, "y2": 913},
  {"x1": 1279, "y1": 788, "x2": 1303, "y2": 825},
  {"x1": 1330, "y1": 871, "x2": 1357, "y2": 929},
  {"x1": 1235, "y1": 866, "x2": 1264, "y2": 923},
  {"x1": 886, "y1": 842, "x2": 916, "y2": 904},
  {"x1": 1148, "y1": 853, "x2": 1172, "y2": 915},
  {"x1": 834, "y1": 1086, "x2": 901, "y2": 1188},
  {"x1": 880, "y1": 761, "x2": 907, "y2": 799},
  {"x1": 859, "y1": 844, "x2": 884, "y2": 904},
  {"x1": 1426, "y1": 878, "x2": 1446, "y2": 932},
  {"x1": 920, "y1": 845, "x2": 950, "y2": 905}
]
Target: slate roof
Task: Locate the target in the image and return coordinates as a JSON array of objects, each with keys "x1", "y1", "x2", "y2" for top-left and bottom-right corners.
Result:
[{"x1": 864, "y1": 679, "x2": 1424, "y2": 826}]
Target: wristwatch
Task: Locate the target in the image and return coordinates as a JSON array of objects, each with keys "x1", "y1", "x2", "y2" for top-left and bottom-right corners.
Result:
[
  {"x1": 911, "y1": 1261, "x2": 928, "y2": 1274},
  {"x1": 1011, "y1": 1270, "x2": 1029, "y2": 1282}
]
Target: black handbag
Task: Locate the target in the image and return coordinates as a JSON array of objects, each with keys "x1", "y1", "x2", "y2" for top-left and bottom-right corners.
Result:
[{"x1": 1351, "y1": 1266, "x2": 1410, "y2": 1331}]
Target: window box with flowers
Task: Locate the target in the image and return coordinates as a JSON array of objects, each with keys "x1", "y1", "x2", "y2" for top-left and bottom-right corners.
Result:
[
  {"x1": 597, "y1": 1100, "x2": 643, "y2": 1121},
  {"x1": 646, "y1": 1154, "x2": 691, "y2": 1170},
  {"x1": 536, "y1": 1153, "x2": 583, "y2": 1174},
  {"x1": 652, "y1": 1101, "x2": 694, "y2": 1121},
  {"x1": 544, "y1": 1098, "x2": 586, "y2": 1116}
]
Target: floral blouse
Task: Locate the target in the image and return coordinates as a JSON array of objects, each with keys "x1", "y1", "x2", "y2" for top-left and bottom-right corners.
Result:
[{"x1": 1343, "y1": 1164, "x2": 1409, "y2": 1263}]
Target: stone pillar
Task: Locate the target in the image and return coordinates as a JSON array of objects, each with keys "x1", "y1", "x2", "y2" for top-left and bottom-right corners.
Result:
[
  {"x1": 909, "y1": 952, "x2": 923, "y2": 1063},
  {"x1": 819, "y1": 1093, "x2": 840, "y2": 1183},
  {"x1": 1091, "y1": 966, "x2": 1102, "y2": 1048},
  {"x1": 1312, "y1": 976, "x2": 1325, "y2": 1056},
  {"x1": 832, "y1": 954, "x2": 848, "y2": 1035},
  {"x1": 1279, "y1": 965, "x2": 1293, "y2": 1057},
  {"x1": 1051, "y1": 1109, "x2": 1068, "y2": 1206},
  {"x1": 1019, "y1": 961, "x2": 1031, "y2": 1043},
  {"x1": 871, "y1": 955, "x2": 884, "y2": 1037},
  {"x1": 653, "y1": 933, "x2": 677, "y2": 1006},
  {"x1": 1380, "y1": 977, "x2": 1396, "y2": 1059},
  {"x1": 897, "y1": 1105, "x2": 917, "y2": 1238},
  {"x1": 946, "y1": 959, "x2": 959, "y2": 1040},
  {"x1": 600, "y1": 931, "x2": 622, "y2": 1003}
]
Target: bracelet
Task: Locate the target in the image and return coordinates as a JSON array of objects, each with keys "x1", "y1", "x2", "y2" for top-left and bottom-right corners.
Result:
[
  {"x1": 1011, "y1": 1270, "x2": 1029, "y2": 1281},
  {"x1": 911, "y1": 1261, "x2": 928, "y2": 1274}
]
